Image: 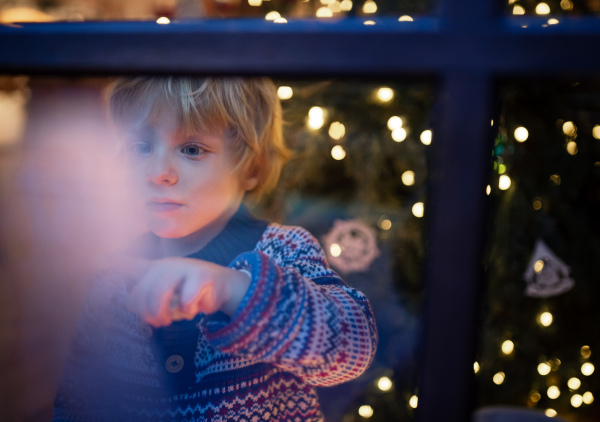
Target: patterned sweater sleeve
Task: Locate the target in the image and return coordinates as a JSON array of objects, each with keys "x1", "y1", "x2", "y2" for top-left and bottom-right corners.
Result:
[{"x1": 203, "y1": 225, "x2": 378, "y2": 387}]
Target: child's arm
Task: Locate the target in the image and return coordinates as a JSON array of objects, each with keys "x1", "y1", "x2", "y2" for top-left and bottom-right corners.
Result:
[{"x1": 203, "y1": 226, "x2": 378, "y2": 387}]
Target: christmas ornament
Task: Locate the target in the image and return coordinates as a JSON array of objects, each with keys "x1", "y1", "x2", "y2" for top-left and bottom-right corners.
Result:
[
  {"x1": 523, "y1": 239, "x2": 575, "y2": 298},
  {"x1": 322, "y1": 219, "x2": 380, "y2": 274}
]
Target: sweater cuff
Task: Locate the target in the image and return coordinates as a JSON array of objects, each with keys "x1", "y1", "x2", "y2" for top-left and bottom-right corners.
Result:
[{"x1": 204, "y1": 251, "x2": 282, "y2": 354}]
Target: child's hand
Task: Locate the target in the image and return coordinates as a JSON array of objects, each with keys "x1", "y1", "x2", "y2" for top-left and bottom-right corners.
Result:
[{"x1": 118, "y1": 257, "x2": 250, "y2": 327}]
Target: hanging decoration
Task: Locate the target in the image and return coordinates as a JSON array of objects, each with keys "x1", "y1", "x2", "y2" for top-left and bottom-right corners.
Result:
[
  {"x1": 523, "y1": 239, "x2": 575, "y2": 298},
  {"x1": 322, "y1": 219, "x2": 380, "y2": 274}
]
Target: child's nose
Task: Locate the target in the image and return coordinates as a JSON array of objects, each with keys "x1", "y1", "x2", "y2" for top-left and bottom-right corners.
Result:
[{"x1": 146, "y1": 153, "x2": 177, "y2": 185}]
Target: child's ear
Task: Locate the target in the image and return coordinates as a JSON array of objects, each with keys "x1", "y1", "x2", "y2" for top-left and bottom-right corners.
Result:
[{"x1": 242, "y1": 167, "x2": 259, "y2": 192}]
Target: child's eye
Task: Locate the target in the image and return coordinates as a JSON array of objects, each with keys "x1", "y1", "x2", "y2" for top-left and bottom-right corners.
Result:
[
  {"x1": 181, "y1": 144, "x2": 205, "y2": 157},
  {"x1": 127, "y1": 142, "x2": 152, "y2": 156}
]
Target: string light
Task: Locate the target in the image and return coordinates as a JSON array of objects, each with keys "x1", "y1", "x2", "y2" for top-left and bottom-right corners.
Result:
[
  {"x1": 329, "y1": 122, "x2": 346, "y2": 140},
  {"x1": 328, "y1": 1, "x2": 342, "y2": 13},
  {"x1": 340, "y1": 0, "x2": 353, "y2": 11},
  {"x1": 581, "y1": 362, "x2": 594, "y2": 376},
  {"x1": 376, "y1": 87, "x2": 394, "y2": 102},
  {"x1": 514, "y1": 127, "x2": 529, "y2": 142},
  {"x1": 156, "y1": 17, "x2": 170, "y2": 24},
  {"x1": 513, "y1": 5, "x2": 525, "y2": 14},
  {"x1": 536, "y1": 2, "x2": 551, "y2": 14},
  {"x1": 560, "y1": 0, "x2": 573, "y2": 10},
  {"x1": 534, "y1": 260, "x2": 545, "y2": 273},
  {"x1": 363, "y1": 20, "x2": 375, "y2": 25},
  {"x1": 409, "y1": 395, "x2": 418, "y2": 408},
  {"x1": 265, "y1": 11, "x2": 281, "y2": 20},
  {"x1": 501, "y1": 340, "x2": 514, "y2": 355},
  {"x1": 566, "y1": 141, "x2": 578, "y2": 155},
  {"x1": 562, "y1": 121, "x2": 576, "y2": 135},
  {"x1": 307, "y1": 106, "x2": 325, "y2": 130},
  {"x1": 412, "y1": 202, "x2": 424, "y2": 218},
  {"x1": 530, "y1": 391, "x2": 541, "y2": 402},
  {"x1": 548, "y1": 18, "x2": 559, "y2": 25},
  {"x1": 499, "y1": 175, "x2": 511, "y2": 190},
  {"x1": 545, "y1": 409, "x2": 557, "y2": 417},
  {"x1": 387, "y1": 116, "x2": 403, "y2": 130},
  {"x1": 248, "y1": 0, "x2": 262, "y2": 5},
  {"x1": 330, "y1": 243, "x2": 342, "y2": 257},
  {"x1": 331, "y1": 145, "x2": 346, "y2": 160},
  {"x1": 592, "y1": 125, "x2": 600, "y2": 139},
  {"x1": 581, "y1": 345, "x2": 591, "y2": 358},
  {"x1": 550, "y1": 174, "x2": 561, "y2": 185},
  {"x1": 377, "y1": 377, "x2": 392, "y2": 391},
  {"x1": 486, "y1": 185, "x2": 491, "y2": 195},
  {"x1": 533, "y1": 198, "x2": 542, "y2": 210},
  {"x1": 539, "y1": 311, "x2": 553, "y2": 327},
  {"x1": 568, "y1": 377, "x2": 581, "y2": 390},
  {"x1": 547, "y1": 386, "x2": 560, "y2": 399},
  {"x1": 274, "y1": 17, "x2": 287, "y2": 23},
  {"x1": 362, "y1": 0, "x2": 377, "y2": 14},
  {"x1": 401, "y1": 170, "x2": 415, "y2": 186},
  {"x1": 493, "y1": 372, "x2": 505, "y2": 385},
  {"x1": 277, "y1": 86, "x2": 293, "y2": 100},
  {"x1": 358, "y1": 405, "x2": 374, "y2": 418},
  {"x1": 379, "y1": 219, "x2": 392, "y2": 230},
  {"x1": 392, "y1": 128, "x2": 407, "y2": 142},
  {"x1": 474, "y1": 362, "x2": 480, "y2": 373},
  {"x1": 316, "y1": 7, "x2": 333, "y2": 17},
  {"x1": 420, "y1": 130, "x2": 432, "y2": 145},
  {"x1": 398, "y1": 15, "x2": 413, "y2": 21},
  {"x1": 571, "y1": 394, "x2": 583, "y2": 408},
  {"x1": 583, "y1": 391, "x2": 594, "y2": 404},
  {"x1": 538, "y1": 362, "x2": 551, "y2": 376}
]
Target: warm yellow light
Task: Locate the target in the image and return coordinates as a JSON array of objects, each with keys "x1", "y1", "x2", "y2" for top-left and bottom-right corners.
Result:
[
  {"x1": 328, "y1": 1, "x2": 342, "y2": 12},
  {"x1": 340, "y1": 0, "x2": 353, "y2": 11},
  {"x1": 308, "y1": 107, "x2": 325, "y2": 130},
  {"x1": 513, "y1": 5, "x2": 526, "y2": 14},
  {"x1": 401, "y1": 170, "x2": 415, "y2": 186},
  {"x1": 533, "y1": 199, "x2": 542, "y2": 210},
  {"x1": 331, "y1": 145, "x2": 346, "y2": 161},
  {"x1": 514, "y1": 127, "x2": 529, "y2": 142},
  {"x1": 277, "y1": 86, "x2": 293, "y2": 100},
  {"x1": 316, "y1": 7, "x2": 334, "y2": 17},
  {"x1": 583, "y1": 391, "x2": 594, "y2": 404},
  {"x1": 550, "y1": 174, "x2": 561, "y2": 185},
  {"x1": 560, "y1": 0, "x2": 573, "y2": 10},
  {"x1": 581, "y1": 345, "x2": 591, "y2": 358},
  {"x1": 539, "y1": 311, "x2": 553, "y2": 327},
  {"x1": 501, "y1": 340, "x2": 515, "y2": 355},
  {"x1": 593, "y1": 125, "x2": 600, "y2": 140},
  {"x1": 566, "y1": 141, "x2": 578, "y2": 155},
  {"x1": 377, "y1": 87, "x2": 394, "y2": 102},
  {"x1": 499, "y1": 175, "x2": 511, "y2": 190},
  {"x1": 581, "y1": 362, "x2": 595, "y2": 376},
  {"x1": 399, "y1": 15, "x2": 413, "y2": 21},
  {"x1": 536, "y1": 2, "x2": 551, "y2": 14},
  {"x1": 547, "y1": 386, "x2": 560, "y2": 399},
  {"x1": 538, "y1": 362, "x2": 551, "y2": 376},
  {"x1": 0, "y1": 6, "x2": 54, "y2": 22},
  {"x1": 265, "y1": 11, "x2": 281, "y2": 20},
  {"x1": 571, "y1": 394, "x2": 583, "y2": 408},
  {"x1": 274, "y1": 17, "x2": 288, "y2": 23},
  {"x1": 329, "y1": 122, "x2": 346, "y2": 140},
  {"x1": 248, "y1": 0, "x2": 262, "y2": 6},
  {"x1": 530, "y1": 391, "x2": 541, "y2": 402},
  {"x1": 548, "y1": 18, "x2": 559, "y2": 25},
  {"x1": 474, "y1": 362, "x2": 480, "y2": 373},
  {"x1": 330, "y1": 243, "x2": 342, "y2": 257},
  {"x1": 363, "y1": 20, "x2": 376, "y2": 25},
  {"x1": 568, "y1": 377, "x2": 581, "y2": 390},
  {"x1": 358, "y1": 405, "x2": 374, "y2": 418},
  {"x1": 486, "y1": 185, "x2": 491, "y2": 195},
  {"x1": 534, "y1": 260, "x2": 545, "y2": 274},
  {"x1": 156, "y1": 17, "x2": 170, "y2": 24},
  {"x1": 420, "y1": 130, "x2": 432, "y2": 145},
  {"x1": 363, "y1": 0, "x2": 377, "y2": 13},
  {"x1": 387, "y1": 116, "x2": 403, "y2": 130},
  {"x1": 562, "y1": 121, "x2": 576, "y2": 135},
  {"x1": 545, "y1": 408, "x2": 557, "y2": 417},
  {"x1": 379, "y1": 219, "x2": 392, "y2": 230},
  {"x1": 493, "y1": 372, "x2": 505, "y2": 385},
  {"x1": 392, "y1": 128, "x2": 407, "y2": 142},
  {"x1": 378, "y1": 376, "x2": 393, "y2": 391},
  {"x1": 409, "y1": 395, "x2": 418, "y2": 409},
  {"x1": 412, "y1": 202, "x2": 424, "y2": 218}
]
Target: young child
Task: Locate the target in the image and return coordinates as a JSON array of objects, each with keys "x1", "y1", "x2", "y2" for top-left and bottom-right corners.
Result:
[{"x1": 53, "y1": 76, "x2": 378, "y2": 421}]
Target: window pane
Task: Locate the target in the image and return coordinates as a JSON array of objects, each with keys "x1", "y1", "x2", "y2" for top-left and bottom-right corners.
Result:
[
  {"x1": 0, "y1": 0, "x2": 433, "y2": 22},
  {"x1": 476, "y1": 79, "x2": 600, "y2": 421},
  {"x1": 0, "y1": 76, "x2": 434, "y2": 421}
]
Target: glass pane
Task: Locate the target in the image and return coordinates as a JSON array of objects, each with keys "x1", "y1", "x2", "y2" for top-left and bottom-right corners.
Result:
[
  {"x1": 504, "y1": 0, "x2": 596, "y2": 16},
  {"x1": 476, "y1": 79, "x2": 600, "y2": 421},
  {"x1": 0, "y1": 75, "x2": 434, "y2": 421},
  {"x1": 0, "y1": 0, "x2": 433, "y2": 22}
]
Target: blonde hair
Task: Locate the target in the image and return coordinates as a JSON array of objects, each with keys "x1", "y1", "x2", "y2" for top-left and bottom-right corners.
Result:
[{"x1": 107, "y1": 76, "x2": 290, "y2": 201}]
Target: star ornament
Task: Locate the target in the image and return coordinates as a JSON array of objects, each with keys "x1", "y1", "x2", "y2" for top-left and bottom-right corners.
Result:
[
  {"x1": 523, "y1": 239, "x2": 575, "y2": 298},
  {"x1": 322, "y1": 219, "x2": 380, "y2": 274}
]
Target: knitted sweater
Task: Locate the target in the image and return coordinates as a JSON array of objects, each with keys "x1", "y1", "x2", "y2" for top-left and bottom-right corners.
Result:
[{"x1": 53, "y1": 207, "x2": 378, "y2": 422}]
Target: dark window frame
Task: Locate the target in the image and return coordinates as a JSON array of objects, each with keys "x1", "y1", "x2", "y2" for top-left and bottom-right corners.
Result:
[{"x1": 2, "y1": 1, "x2": 599, "y2": 420}]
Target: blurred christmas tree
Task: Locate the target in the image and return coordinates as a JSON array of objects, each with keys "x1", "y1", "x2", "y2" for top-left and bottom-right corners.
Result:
[{"x1": 477, "y1": 80, "x2": 600, "y2": 421}]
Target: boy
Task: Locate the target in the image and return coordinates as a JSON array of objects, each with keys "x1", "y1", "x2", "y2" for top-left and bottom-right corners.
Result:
[{"x1": 53, "y1": 76, "x2": 377, "y2": 421}]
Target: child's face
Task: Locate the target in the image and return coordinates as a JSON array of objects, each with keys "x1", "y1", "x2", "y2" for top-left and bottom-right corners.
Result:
[{"x1": 124, "y1": 116, "x2": 253, "y2": 239}]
